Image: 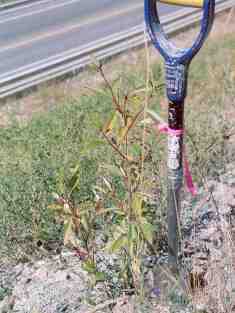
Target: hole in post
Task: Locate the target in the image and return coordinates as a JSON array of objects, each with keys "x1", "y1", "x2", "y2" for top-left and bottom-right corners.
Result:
[{"x1": 157, "y1": 0, "x2": 204, "y2": 49}]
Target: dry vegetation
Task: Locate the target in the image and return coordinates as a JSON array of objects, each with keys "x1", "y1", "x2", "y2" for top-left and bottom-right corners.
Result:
[{"x1": 0, "y1": 8, "x2": 235, "y2": 313}]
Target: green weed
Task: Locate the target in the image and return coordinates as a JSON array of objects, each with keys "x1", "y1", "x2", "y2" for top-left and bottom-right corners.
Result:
[{"x1": 0, "y1": 31, "x2": 234, "y2": 269}]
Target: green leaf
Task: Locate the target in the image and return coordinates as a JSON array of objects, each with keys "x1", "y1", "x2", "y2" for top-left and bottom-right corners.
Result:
[
  {"x1": 118, "y1": 115, "x2": 135, "y2": 145},
  {"x1": 106, "y1": 234, "x2": 127, "y2": 253},
  {"x1": 128, "y1": 223, "x2": 137, "y2": 258},
  {"x1": 139, "y1": 218, "x2": 155, "y2": 244},
  {"x1": 64, "y1": 218, "x2": 74, "y2": 245},
  {"x1": 131, "y1": 223, "x2": 138, "y2": 242},
  {"x1": 117, "y1": 126, "x2": 128, "y2": 144},
  {"x1": 130, "y1": 94, "x2": 142, "y2": 105},
  {"x1": 96, "y1": 207, "x2": 125, "y2": 216},
  {"x1": 70, "y1": 164, "x2": 80, "y2": 176},
  {"x1": 132, "y1": 193, "x2": 143, "y2": 217},
  {"x1": 128, "y1": 223, "x2": 137, "y2": 243},
  {"x1": 81, "y1": 215, "x2": 89, "y2": 234},
  {"x1": 69, "y1": 164, "x2": 80, "y2": 194},
  {"x1": 131, "y1": 256, "x2": 141, "y2": 278},
  {"x1": 82, "y1": 259, "x2": 97, "y2": 274},
  {"x1": 103, "y1": 112, "x2": 119, "y2": 135},
  {"x1": 48, "y1": 204, "x2": 63, "y2": 212},
  {"x1": 95, "y1": 271, "x2": 106, "y2": 282}
]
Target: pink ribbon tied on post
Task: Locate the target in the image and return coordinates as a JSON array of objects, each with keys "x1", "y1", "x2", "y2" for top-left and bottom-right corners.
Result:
[{"x1": 158, "y1": 123, "x2": 197, "y2": 196}]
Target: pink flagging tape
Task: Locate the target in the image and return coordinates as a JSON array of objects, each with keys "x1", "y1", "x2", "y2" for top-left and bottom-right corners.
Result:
[
  {"x1": 158, "y1": 123, "x2": 183, "y2": 136},
  {"x1": 157, "y1": 123, "x2": 197, "y2": 196},
  {"x1": 183, "y1": 150, "x2": 197, "y2": 196}
]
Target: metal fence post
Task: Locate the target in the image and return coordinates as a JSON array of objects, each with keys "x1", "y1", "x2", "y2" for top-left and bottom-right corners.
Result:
[{"x1": 144, "y1": 0, "x2": 215, "y2": 272}]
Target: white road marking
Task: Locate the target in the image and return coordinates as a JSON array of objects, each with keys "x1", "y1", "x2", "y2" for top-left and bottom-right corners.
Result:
[
  {"x1": 0, "y1": 2, "x2": 143, "y2": 54},
  {"x1": 0, "y1": 0, "x2": 62, "y2": 16},
  {"x1": 0, "y1": 0, "x2": 83, "y2": 24}
]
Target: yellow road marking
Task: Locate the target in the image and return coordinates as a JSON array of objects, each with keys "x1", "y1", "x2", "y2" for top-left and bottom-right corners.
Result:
[{"x1": 159, "y1": 0, "x2": 203, "y2": 7}]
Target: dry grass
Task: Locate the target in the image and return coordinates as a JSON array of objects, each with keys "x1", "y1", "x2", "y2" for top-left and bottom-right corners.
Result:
[
  {"x1": 108, "y1": 9, "x2": 235, "y2": 313},
  {"x1": 0, "y1": 8, "x2": 234, "y2": 313}
]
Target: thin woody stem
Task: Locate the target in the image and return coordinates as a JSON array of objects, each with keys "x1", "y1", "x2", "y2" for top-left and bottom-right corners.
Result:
[
  {"x1": 98, "y1": 64, "x2": 123, "y2": 115},
  {"x1": 102, "y1": 131, "x2": 133, "y2": 163}
]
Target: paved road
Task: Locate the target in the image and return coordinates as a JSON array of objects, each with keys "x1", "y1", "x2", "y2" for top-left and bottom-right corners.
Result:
[{"x1": 0, "y1": 0, "x2": 180, "y2": 76}]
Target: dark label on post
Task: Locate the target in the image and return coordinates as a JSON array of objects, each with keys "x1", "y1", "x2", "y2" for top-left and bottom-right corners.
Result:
[{"x1": 165, "y1": 62, "x2": 187, "y2": 102}]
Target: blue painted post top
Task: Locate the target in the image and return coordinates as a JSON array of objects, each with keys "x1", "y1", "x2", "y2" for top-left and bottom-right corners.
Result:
[{"x1": 144, "y1": 0, "x2": 215, "y2": 101}]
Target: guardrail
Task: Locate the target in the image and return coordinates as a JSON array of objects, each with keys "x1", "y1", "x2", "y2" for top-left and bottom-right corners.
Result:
[
  {"x1": 0, "y1": 0, "x2": 41, "y2": 11},
  {"x1": 0, "y1": 0, "x2": 234, "y2": 98}
]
